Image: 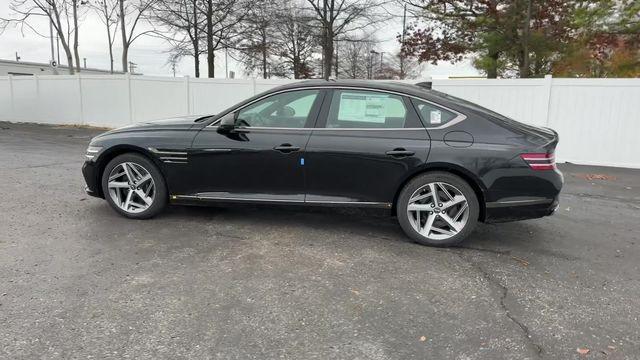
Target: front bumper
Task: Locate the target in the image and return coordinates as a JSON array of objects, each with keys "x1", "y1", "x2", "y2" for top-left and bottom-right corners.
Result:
[{"x1": 82, "y1": 160, "x2": 102, "y2": 198}]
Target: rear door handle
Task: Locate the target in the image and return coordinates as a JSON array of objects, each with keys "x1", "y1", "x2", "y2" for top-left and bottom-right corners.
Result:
[
  {"x1": 386, "y1": 148, "x2": 415, "y2": 157},
  {"x1": 274, "y1": 144, "x2": 301, "y2": 153}
]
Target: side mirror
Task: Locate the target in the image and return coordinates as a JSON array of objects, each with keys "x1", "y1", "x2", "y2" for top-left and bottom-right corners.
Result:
[{"x1": 217, "y1": 112, "x2": 236, "y2": 133}]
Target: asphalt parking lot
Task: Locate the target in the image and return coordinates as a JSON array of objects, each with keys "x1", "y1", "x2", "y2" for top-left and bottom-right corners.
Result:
[{"x1": 1, "y1": 121, "x2": 639, "y2": 359}]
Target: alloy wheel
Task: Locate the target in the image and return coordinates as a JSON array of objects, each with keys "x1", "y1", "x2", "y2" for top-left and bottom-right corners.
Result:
[
  {"x1": 107, "y1": 162, "x2": 155, "y2": 214},
  {"x1": 406, "y1": 182, "x2": 470, "y2": 241}
]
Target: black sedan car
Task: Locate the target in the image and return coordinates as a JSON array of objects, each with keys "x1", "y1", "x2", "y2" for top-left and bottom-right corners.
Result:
[{"x1": 83, "y1": 80, "x2": 563, "y2": 246}]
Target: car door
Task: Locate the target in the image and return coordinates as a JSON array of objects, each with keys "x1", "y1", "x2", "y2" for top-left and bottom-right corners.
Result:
[
  {"x1": 304, "y1": 88, "x2": 430, "y2": 207},
  {"x1": 187, "y1": 89, "x2": 325, "y2": 202}
]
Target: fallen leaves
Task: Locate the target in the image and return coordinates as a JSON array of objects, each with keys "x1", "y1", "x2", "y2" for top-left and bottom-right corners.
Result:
[
  {"x1": 511, "y1": 256, "x2": 529, "y2": 267},
  {"x1": 574, "y1": 173, "x2": 616, "y2": 181},
  {"x1": 577, "y1": 347, "x2": 590, "y2": 355}
]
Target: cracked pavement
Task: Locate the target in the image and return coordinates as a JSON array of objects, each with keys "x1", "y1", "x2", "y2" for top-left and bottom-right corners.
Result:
[{"x1": 1, "y1": 122, "x2": 639, "y2": 359}]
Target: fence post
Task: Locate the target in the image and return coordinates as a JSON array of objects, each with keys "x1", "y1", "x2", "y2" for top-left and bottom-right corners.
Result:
[
  {"x1": 542, "y1": 74, "x2": 553, "y2": 127},
  {"x1": 78, "y1": 74, "x2": 85, "y2": 125},
  {"x1": 185, "y1": 75, "x2": 191, "y2": 115},
  {"x1": 126, "y1": 73, "x2": 134, "y2": 124},
  {"x1": 8, "y1": 74, "x2": 15, "y2": 121}
]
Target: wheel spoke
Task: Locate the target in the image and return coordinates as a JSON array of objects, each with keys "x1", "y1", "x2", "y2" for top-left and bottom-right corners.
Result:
[
  {"x1": 129, "y1": 163, "x2": 144, "y2": 180},
  {"x1": 108, "y1": 181, "x2": 129, "y2": 189},
  {"x1": 408, "y1": 203, "x2": 432, "y2": 211},
  {"x1": 109, "y1": 171, "x2": 125, "y2": 182},
  {"x1": 429, "y1": 183, "x2": 440, "y2": 206},
  {"x1": 431, "y1": 226, "x2": 456, "y2": 236},
  {"x1": 137, "y1": 174, "x2": 152, "y2": 185},
  {"x1": 134, "y1": 189, "x2": 153, "y2": 206},
  {"x1": 439, "y1": 213, "x2": 461, "y2": 233},
  {"x1": 123, "y1": 190, "x2": 133, "y2": 210},
  {"x1": 122, "y1": 163, "x2": 134, "y2": 184},
  {"x1": 421, "y1": 213, "x2": 436, "y2": 236},
  {"x1": 452, "y1": 203, "x2": 469, "y2": 222},
  {"x1": 441, "y1": 195, "x2": 466, "y2": 210},
  {"x1": 409, "y1": 192, "x2": 431, "y2": 203},
  {"x1": 438, "y1": 183, "x2": 453, "y2": 201}
]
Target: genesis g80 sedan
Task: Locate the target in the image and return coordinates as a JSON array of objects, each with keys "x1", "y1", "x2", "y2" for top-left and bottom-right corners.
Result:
[{"x1": 82, "y1": 80, "x2": 563, "y2": 246}]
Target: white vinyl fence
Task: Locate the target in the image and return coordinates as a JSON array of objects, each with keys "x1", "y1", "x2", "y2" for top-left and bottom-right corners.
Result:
[{"x1": 1, "y1": 74, "x2": 639, "y2": 168}]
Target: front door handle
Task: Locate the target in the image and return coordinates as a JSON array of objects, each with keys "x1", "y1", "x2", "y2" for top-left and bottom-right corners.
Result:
[
  {"x1": 274, "y1": 144, "x2": 301, "y2": 153},
  {"x1": 386, "y1": 148, "x2": 415, "y2": 157}
]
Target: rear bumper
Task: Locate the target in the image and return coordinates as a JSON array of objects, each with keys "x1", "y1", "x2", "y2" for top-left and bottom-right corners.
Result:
[
  {"x1": 82, "y1": 160, "x2": 102, "y2": 198},
  {"x1": 484, "y1": 196, "x2": 559, "y2": 223}
]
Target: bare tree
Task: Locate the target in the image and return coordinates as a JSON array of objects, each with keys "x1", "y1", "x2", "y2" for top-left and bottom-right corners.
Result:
[
  {"x1": 272, "y1": 4, "x2": 318, "y2": 79},
  {"x1": 118, "y1": 0, "x2": 154, "y2": 72},
  {"x1": 2, "y1": 0, "x2": 84, "y2": 74},
  {"x1": 377, "y1": 50, "x2": 424, "y2": 79},
  {"x1": 337, "y1": 38, "x2": 374, "y2": 78},
  {"x1": 237, "y1": 0, "x2": 276, "y2": 78},
  {"x1": 201, "y1": 0, "x2": 245, "y2": 78},
  {"x1": 92, "y1": 0, "x2": 119, "y2": 73},
  {"x1": 304, "y1": 0, "x2": 388, "y2": 79},
  {"x1": 151, "y1": 0, "x2": 204, "y2": 77}
]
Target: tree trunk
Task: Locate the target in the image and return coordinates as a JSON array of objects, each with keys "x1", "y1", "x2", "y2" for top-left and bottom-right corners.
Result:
[
  {"x1": 50, "y1": 6, "x2": 74, "y2": 74},
  {"x1": 62, "y1": 42, "x2": 75, "y2": 75},
  {"x1": 72, "y1": 0, "x2": 81, "y2": 73},
  {"x1": 519, "y1": 0, "x2": 532, "y2": 78},
  {"x1": 261, "y1": 30, "x2": 268, "y2": 79},
  {"x1": 103, "y1": 1, "x2": 114, "y2": 73},
  {"x1": 323, "y1": 28, "x2": 333, "y2": 80},
  {"x1": 206, "y1": 0, "x2": 214, "y2": 78},
  {"x1": 486, "y1": 50, "x2": 499, "y2": 79},
  {"x1": 192, "y1": 0, "x2": 200, "y2": 78},
  {"x1": 119, "y1": 0, "x2": 128, "y2": 72}
]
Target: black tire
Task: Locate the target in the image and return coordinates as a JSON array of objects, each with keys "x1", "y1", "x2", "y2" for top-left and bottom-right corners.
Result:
[
  {"x1": 101, "y1": 153, "x2": 167, "y2": 219},
  {"x1": 396, "y1": 172, "x2": 479, "y2": 247}
]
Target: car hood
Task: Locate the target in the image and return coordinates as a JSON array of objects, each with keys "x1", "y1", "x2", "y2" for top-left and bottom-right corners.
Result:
[{"x1": 94, "y1": 114, "x2": 211, "y2": 138}]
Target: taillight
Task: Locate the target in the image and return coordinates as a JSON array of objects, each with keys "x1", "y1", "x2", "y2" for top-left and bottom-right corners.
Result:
[{"x1": 520, "y1": 153, "x2": 556, "y2": 171}]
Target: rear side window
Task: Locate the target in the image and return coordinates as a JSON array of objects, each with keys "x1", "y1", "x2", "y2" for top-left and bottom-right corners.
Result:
[
  {"x1": 325, "y1": 90, "x2": 420, "y2": 129},
  {"x1": 411, "y1": 99, "x2": 458, "y2": 127}
]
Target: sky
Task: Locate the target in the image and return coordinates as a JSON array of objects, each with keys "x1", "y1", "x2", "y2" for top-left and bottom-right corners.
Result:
[{"x1": 0, "y1": 0, "x2": 480, "y2": 79}]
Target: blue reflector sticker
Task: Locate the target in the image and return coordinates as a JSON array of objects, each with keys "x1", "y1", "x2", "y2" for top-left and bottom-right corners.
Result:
[{"x1": 300, "y1": 157, "x2": 305, "y2": 166}]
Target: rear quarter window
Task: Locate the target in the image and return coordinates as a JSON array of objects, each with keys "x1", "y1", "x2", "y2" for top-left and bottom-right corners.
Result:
[{"x1": 411, "y1": 99, "x2": 458, "y2": 127}]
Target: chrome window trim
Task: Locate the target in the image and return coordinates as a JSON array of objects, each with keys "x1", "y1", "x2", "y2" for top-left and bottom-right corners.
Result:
[
  {"x1": 205, "y1": 85, "x2": 467, "y2": 130},
  {"x1": 204, "y1": 126, "x2": 426, "y2": 131}
]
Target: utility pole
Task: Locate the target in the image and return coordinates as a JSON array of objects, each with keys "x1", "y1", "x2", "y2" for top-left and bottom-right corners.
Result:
[
  {"x1": 225, "y1": 46, "x2": 229, "y2": 79},
  {"x1": 56, "y1": 35, "x2": 60, "y2": 64},
  {"x1": 83, "y1": 58, "x2": 87, "y2": 69},
  {"x1": 400, "y1": 3, "x2": 407, "y2": 79},
  {"x1": 369, "y1": 50, "x2": 378, "y2": 79},
  {"x1": 48, "y1": 6, "x2": 55, "y2": 64}
]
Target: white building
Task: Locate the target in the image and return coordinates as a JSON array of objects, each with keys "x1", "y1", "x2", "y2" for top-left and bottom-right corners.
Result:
[{"x1": 0, "y1": 59, "x2": 124, "y2": 76}]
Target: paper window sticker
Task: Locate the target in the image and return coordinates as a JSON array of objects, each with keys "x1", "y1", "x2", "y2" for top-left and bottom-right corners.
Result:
[{"x1": 430, "y1": 110, "x2": 442, "y2": 124}]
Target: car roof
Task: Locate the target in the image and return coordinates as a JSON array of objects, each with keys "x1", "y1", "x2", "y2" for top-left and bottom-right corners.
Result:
[{"x1": 267, "y1": 79, "x2": 465, "y2": 112}]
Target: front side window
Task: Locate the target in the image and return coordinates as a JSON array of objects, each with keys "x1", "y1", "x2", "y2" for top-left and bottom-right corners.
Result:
[
  {"x1": 325, "y1": 90, "x2": 414, "y2": 129},
  {"x1": 236, "y1": 90, "x2": 320, "y2": 128},
  {"x1": 411, "y1": 99, "x2": 458, "y2": 127}
]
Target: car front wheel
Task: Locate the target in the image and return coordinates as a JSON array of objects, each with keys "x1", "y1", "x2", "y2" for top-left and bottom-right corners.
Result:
[
  {"x1": 101, "y1": 153, "x2": 167, "y2": 219},
  {"x1": 397, "y1": 172, "x2": 479, "y2": 247}
]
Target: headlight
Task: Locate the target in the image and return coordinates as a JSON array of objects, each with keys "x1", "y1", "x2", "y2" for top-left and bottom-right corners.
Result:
[{"x1": 85, "y1": 146, "x2": 102, "y2": 160}]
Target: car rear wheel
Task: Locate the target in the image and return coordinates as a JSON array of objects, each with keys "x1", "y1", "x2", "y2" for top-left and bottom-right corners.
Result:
[
  {"x1": 101, "y1": 153, "x2": 167, "y2": 219},
  {"x1": 397, "y1": 172, "x2": 479, "y2": 247}
]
